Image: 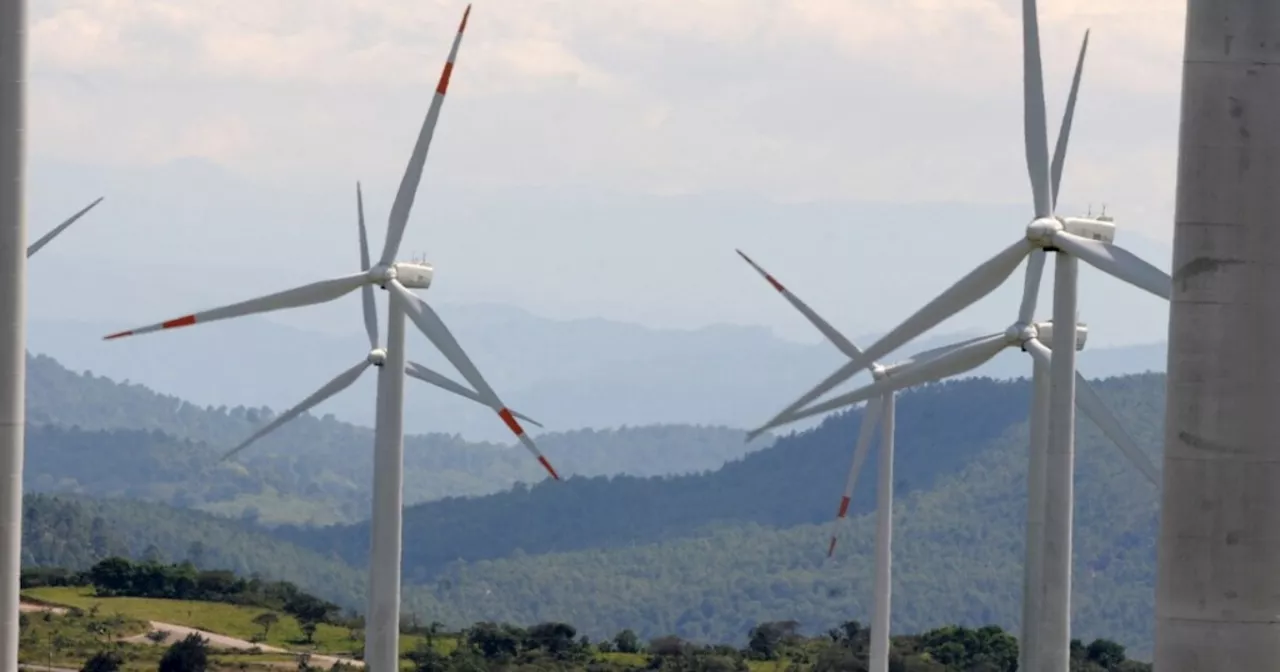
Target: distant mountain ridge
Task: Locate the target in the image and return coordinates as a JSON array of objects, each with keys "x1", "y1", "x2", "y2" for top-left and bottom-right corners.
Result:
[
  {"x1": 24, "y1": 353, "x2": 774, "y2": 525},
  {"x1": 29, "y1": 309, "x2": 1168, "y2": 443}
]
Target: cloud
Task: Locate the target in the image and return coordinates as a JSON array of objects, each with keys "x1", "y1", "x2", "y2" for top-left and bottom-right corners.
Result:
[{"x1": 27, "y1": 0, "x2": 1188, "y2": 239}]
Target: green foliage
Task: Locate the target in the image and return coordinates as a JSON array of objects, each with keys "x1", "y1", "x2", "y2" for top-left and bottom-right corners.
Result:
[
  {"x1": 159, "y1": 633, "x2": 209, "y2": 672},
  {"x1": 80, "y1": 649, "x2": 124, "y2": 672}
]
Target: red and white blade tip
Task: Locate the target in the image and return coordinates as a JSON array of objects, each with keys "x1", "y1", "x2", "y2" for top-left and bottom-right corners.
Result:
[
  {"x1": 499, "y1": 408, "x2": 560, "y2": 480},
  {"x1": 827, "y1": 536, "x2": 838, "y2": 558},
  {"x1": 836, "y1": 496, "x2": 851, "y2": 519},
  {"x1": 436, "y1": 6, "x2": 471, "y2": 96},
  {"x1": 734, "y1": 249, "x2": 785, "y2": 293},
  {"x1": 104, "y1": 314, "x2": 197, "y2": 340}
]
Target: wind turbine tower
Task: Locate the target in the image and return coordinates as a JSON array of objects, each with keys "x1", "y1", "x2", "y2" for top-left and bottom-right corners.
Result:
[
  {"x1": 0, "y1": 1, "x2": 25, "y2": 671},
  {"x1": 1155, "y1": 1, "x2": 1280, "y2": 669}
]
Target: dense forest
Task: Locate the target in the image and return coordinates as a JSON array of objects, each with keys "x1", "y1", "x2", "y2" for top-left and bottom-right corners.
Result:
[
  {"x1": 25, "y1": 354, "x2": 772, "y2": 525},
  {"x1": 19, "y1": 354, "x2": 1169, "y2": 659}
]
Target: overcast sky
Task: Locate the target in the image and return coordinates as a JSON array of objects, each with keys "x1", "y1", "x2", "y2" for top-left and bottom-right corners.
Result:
[{"x1": 24, "y1": 0, "x2": 1185, "y2": 346}]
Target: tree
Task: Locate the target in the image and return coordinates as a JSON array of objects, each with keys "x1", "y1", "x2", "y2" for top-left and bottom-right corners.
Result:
[
  {"x1": 613, "y1": 628, "x2": 641, "y2": 654},
  {"x1": 301, "y1": 620, "x2": 318, "y2": 644},
  {"x1": 80, "y1": 650, "x2": 123, "y2": 672},
  {"x1": 253, "y1": 612, "x2": 280, "y2": 640},
  {"x1": 1086, "y1": 639, "x2": 1128, "y2": 669},
  {"x1": 159, "y1": 633, "x2": 209, "y2": 672}
]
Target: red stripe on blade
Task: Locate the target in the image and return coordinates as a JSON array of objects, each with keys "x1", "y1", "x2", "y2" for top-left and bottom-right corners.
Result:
[
  {"x1": 538, "y1": 455, "x2": 561, "y2": 481},
  {"x1": 103, "y1": 330, "x2": 134, "y2": 341},
  {"x1": 459, "y1": 5, "x2": 471, "y2": 32},
  {"x1": 827, "y1": 537, "x2": 838, "y2": 557},
  {"x1": 162, "y1": 315, "x2": 197, "y2": 329},
  {"x1": 498, "y1": 408, "x2": 525, "y2": 436},
  {"x1": 836, "y1": 496, "x2": 851, "y2": 518},
  {"x1": 436, "y1": 62, "x2": 455, "y2": 95},
  {"x1": 764, "y1": 274, "x2": 786, "y2": 293}
]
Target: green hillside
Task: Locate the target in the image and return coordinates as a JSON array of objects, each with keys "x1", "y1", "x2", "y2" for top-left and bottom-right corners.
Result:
[
  {"x1": 25, "y1": 354, "x2": 773, "y2": 525},
  {"x1": 283, "y1": 374, "x2": 1165, "y2": 655},
  {"x1": 280, "y1": 377, "x2": 1038, "y2": 571},
  {"x1": 21, "y1": 363, "x2": 1169, "y2": 659}
]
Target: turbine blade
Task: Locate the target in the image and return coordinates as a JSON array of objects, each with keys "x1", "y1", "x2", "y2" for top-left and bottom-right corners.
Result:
[
  {"x1": 1023, "y1": 336, "x2": 1053, "y2": 368},
  {"x1": 104, "y1": 273, "x2": 369, "y2": 340},
  {"x1": 1022, "y1": 0, "x2": 1053, "y2": 218},
  {"x1": 1050, "y1": 30, "x2": 1090, "y2": 208},
  {"x1": 1075, "y1": 371, "x2": 1161, "y2": 486},
  {"x1": 758, "y1": 334, "x2": 1010, "y2": 433},
  {"x1": 1017, "y1": 249, "x2": 1047, "y2": 325},
  {"x1": 221, "y1": 360, "x2": 372, "y2": 461},
  {"x1": 378, "y1": 5, "x2": 472, "y2": 265},
  {"x1": 735, "y1": 249, "x2": 865, "y2": 362},
  {"x1": 828, "y1": 396, "x2": 883, "y2": 558},
  {"x1": 749, "y1": 240, "x2": 1028, "y2": 438},
  {"x1": 389, "y1": 280, "x2": 560, "y2": 480},
  {"x1": 1050, "y1": 232, "x2": 1171, "y2": 299},
  {"x1": 26, "y1": 197, "x2": 104, "y2": 257},
  {"x1": 405, "y1": 360, "x2": 542, "y2": 428},
  {"x1": 357, "y1": 182, "x2": 379, "y2": 348}
]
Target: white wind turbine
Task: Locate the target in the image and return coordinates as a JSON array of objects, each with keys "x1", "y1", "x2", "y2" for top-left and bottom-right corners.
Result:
[
  {"x1": 99, "y1": 7, "x2": 560, "y2": 672},
  {"x1": 26, "y1": 198, "x2": 103, "y2": 257},
  {"x1": 736, "y1": 251, "x2": 1160, "y2": 672},
  {"x1": 745, "y1": 2, "x2": 1171, "y2": 670}
]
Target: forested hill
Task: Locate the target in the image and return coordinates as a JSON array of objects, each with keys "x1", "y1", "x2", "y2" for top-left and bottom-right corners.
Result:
[
  {"x1": 24, "y1": 353, "x2": 774, "y2": 525},
  {"x1": 279, "y1": 376, "x2": 1044, "y2": 572},
  {"x1": 22, "y1": 374, "x2": 1169, "y2": 654}
]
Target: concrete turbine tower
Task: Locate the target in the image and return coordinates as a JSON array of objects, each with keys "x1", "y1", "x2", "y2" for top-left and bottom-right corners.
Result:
[
  {"x1": 1155, "y1": 1, "x2": 1280, "y2": 669},
  {"x1": 0, "y1": 1, "x2": 25, "y2": 671}
]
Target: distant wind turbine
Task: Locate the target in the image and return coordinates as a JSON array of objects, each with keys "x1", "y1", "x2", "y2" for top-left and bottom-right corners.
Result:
[{"x1": 99, "y1": 7, "x2": 558, "y2": 672}]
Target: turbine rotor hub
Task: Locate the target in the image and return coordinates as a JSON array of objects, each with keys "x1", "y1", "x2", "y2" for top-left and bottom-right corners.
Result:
[
  {"x1": 367, "y1": 264, "x2": 397, "y2": 287},
  {"x1": 1026, "y1": 217, "x2": 1061, "y2": 247},
  {"x1": 368, "y1": 348, "x2": 388, "y2": 366}
]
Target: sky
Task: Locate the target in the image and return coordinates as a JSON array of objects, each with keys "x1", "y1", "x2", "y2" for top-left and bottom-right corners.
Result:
[{"x1": 24, "y1": 0, "x2": 1186, "y2": 347}]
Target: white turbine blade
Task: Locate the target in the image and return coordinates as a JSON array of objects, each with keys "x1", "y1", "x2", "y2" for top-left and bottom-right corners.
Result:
[
  {"x1": 1023, "y1": 336, "x2": 1053, "y2": 368},
  {"x1": 104, "y1": 273, "x2": 369, "y2": 340},
  {"x1": 1075, "y1": 371, "x2": 1160, "y2": 486},
  {"x1": 758, "y1": 334, "x2": 1010, "y2": 433},
  {"x1": 378, "y1": 5, "x2": 471, "y2": 265},
  {"x1": 827, "y1": 395, "x2": 883, "y2": 558},
  {"x1": 1050, "y1": 231, "x2": 1171, "y2": 299},
  {"x1": 735, "y1": 249, "x2": 865, "y2": 362},
  {"x1": 1050, "y1": 30, "x2": 1090, "y2": 208},
  {"x1": 356, "y1": 182, "x2": 378, "y2": 349},
  {"x1": 405, "y1": 360, "x2": 542, "y2": 428},
  {"x1": 1017, "y1": 249, "x2": 1047, "y2": 325},
  {"x1": 749, "y1": 240, "x2": 1029, "y2": 438},
  {"x1": 26, "y1": 197, "x2": 104, "y2": 257},
  {"x1": 389, "y1": 280, "x2": 560, "y2": 480},
  {"x1": 221, "y1": 360, "x2": 372, "y2": 461},
  {"x1": 1022, "y1": 0, "x2": 1053, "y2": 218}
]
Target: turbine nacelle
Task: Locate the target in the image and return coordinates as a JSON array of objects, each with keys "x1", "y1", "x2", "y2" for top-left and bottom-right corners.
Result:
[
  {"x1": 367, "y1": 348, "x2": 388, "y2": 366},
  {"x1": 1032, "y1": 320, "x2": 1087, "y2": 351},
  {"x1": 367, "y1": 262, "x2": 434, "y2": 290},
  {"x1": 1026, "y1": 215, "x2": 1117, "y2": 248}
]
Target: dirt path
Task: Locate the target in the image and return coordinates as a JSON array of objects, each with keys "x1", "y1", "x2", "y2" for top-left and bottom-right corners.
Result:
[{"x1": 21, "y1": 601, "x2": 363, "y2": 669}]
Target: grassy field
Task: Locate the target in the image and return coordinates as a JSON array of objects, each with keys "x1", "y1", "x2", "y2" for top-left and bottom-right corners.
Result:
[{"x1": 22, "y1": 586, "x2": 410, "y2": 657}]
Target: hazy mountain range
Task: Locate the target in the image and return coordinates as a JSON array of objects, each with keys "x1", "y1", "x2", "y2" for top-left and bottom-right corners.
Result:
[{"x1": 29, "y1": 308, "x2": 1167, "y2": 442}]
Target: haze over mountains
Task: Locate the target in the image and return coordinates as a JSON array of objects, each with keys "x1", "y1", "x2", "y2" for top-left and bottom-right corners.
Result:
[{"x1": 27, "y1": 156, "x2": 1171, "y2": 441}]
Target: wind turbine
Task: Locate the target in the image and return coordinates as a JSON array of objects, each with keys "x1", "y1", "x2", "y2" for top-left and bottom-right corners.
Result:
[
  {"x1": 745, "y1": 2, "x2": 1172, "y2": 669},
  {"x1": 26, "y1": 198, "x2": 104, "y2": 258},
  {"x1": 217, "y1": 182, "x2": 545, "y2": 465},
  {"x1": 736, "y1": 252, "x2": 1160, "y2": 672},
  {"x1": 99, "y1": 7, "x2": 559, "y2": 671}
]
